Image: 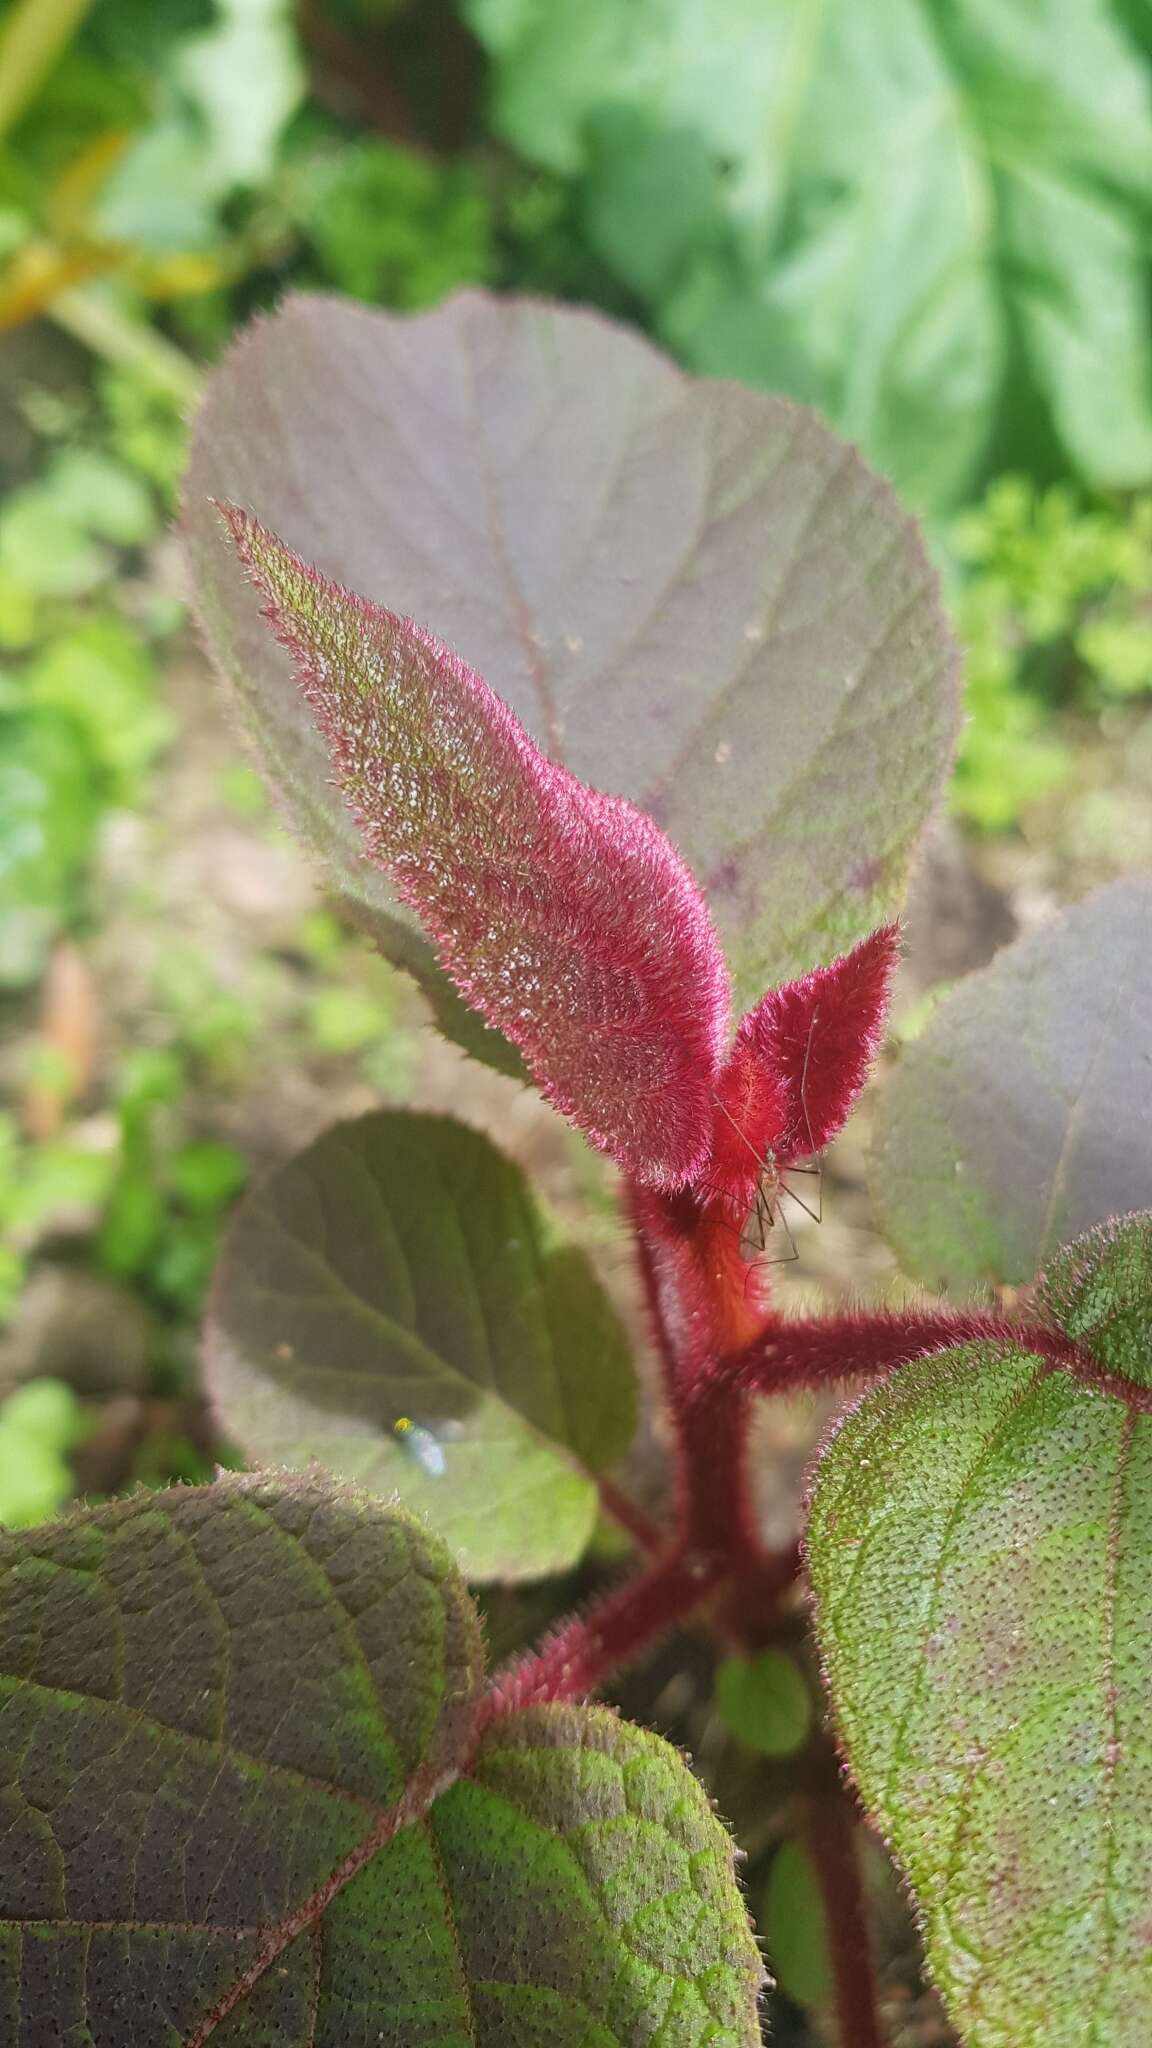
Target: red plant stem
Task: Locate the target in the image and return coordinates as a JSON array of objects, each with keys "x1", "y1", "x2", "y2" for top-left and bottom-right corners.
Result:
[
  {"x1": 712, "y1": 1543, "x2": 804, "y2": 1654},
  {"x1": 596, "y1": 1474, "x2": 666, "y2": 1556},
  {"x1": 726, "y1": 1304, "x2": 1088, "y2": 1396},
  {"x1": 679, "y1": 1369, "x2": 764, "y2": 1569},
  {"x1": 630, "y1": 1205, "x2": 697, "y2": 1527},
  {"x1": 479, "y1": 1545, "x2": 727, "y2": 1725},
  {"x1": 803, "y1": 1772, "x2": 885, "y2": 2048},
  {"x1": 629, "y1": 1186, "x2": 773, "y2": 1568}
]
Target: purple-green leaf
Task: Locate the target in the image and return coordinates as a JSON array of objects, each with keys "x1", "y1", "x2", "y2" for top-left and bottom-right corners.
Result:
[
  {"x1": 205, "y1": 1110, "x2": 637, "y2": 1580},
  {"x1": 808, "y1": 1217, "x2": 1152, "y2": 2047},
  {"x1": 0, "y1": 1473, "x2": 765, "y2": 2041},
  {"x1": 873, "y1": 875, "x2": 1152, "y2": 1290},
  {"x1": 182, "y1": 291, "x2": 959, "y2": 1038}
]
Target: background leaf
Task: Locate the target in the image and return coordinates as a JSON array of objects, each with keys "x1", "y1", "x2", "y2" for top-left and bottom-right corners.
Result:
[
  {"x1": 760, "y1": 1840, "x2": 833, "y2": 2012},
  {"x1": 466, "y1": 0, "x2": 1152, "y2": 513},
  {"x1": 714, "y1": 1648, "x2": 811, "y2": 1757},
  {"x1": 808, "y1": 1316, "x2": 1152, "y2": 2047},
  {"x1": 0, "y1": 1473, "x2": 764, "y2": 2041},
  {"x1": 99, "y1": 0, "x2": 305, "y2": 253},
  {"x1": 0, "y1": 706, "x2": 101, "y2": 987},
  {"x1": 183, "y1": 290, "x2": 959, "y2": 1023},
  {"x1": 872, "y1": 874, "x2": 1152, "y2": 1291},
  {"x1": 205, "y1": 1109, "x2": 637, "y2": 1580}
]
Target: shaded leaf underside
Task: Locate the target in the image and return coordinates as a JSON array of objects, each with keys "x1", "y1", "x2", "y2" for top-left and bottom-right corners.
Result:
[
  {"x1": 0, "y1": 1476, "x2": 763, "y2": 2044},
  {"x1": 872, "y1": 874, "x2": 1152, "y2": 1291}
]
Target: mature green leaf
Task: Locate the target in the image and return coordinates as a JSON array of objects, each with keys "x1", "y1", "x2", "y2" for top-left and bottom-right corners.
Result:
[
  {"x1": 0, "y1": 1473, "x2": 764, "y2": 2041},
  {"x1": 872, "y1": 875, "x2": 1152, "y2": 1291},
  {"x1": 206, "y1": 1109, "x2": 637, "y2": 1580},
  {"x1": 439, "y1": 1704, "x2": 765, "y2": 2043},
  {"x1": 808, "y1": 1281, "x2": 1152, "y2": 2045},
  {"x1": 183, "y1": 290, "x2": 958, "y2": 1021},
  {"x1": 466, "y1": 0, "x2": 1152, "y2": 511}
]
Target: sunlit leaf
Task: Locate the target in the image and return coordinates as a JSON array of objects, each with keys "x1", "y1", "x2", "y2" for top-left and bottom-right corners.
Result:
[
  {"x1": 206, "y1": 1110, "x2": 638, "y2": 1579},
  {"x1": 466, "y1": 0, "x2": 1152, "y2": 510}
]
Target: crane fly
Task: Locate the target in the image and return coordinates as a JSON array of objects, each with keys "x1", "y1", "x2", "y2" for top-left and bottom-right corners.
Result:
[
  {"x1": 715, "y1": 1008, "x2": 823, "y2": 1268},
  {"x1": 713, "y1": 1097, "x2": 822, "y2": 1267}
]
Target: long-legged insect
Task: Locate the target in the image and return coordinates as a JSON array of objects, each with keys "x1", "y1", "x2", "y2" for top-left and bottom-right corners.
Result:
[{"x1": 714, "y1": 1009, "x2": 824, "y2": 1267}]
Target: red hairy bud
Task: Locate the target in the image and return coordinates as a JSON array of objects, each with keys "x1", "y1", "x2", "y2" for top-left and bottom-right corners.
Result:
[
  {"x1": 219, "y1": 507, "x2": 731, "y2": 1188},
  {"x1": 701, "y1": 923, "x2": 901, "y2": 1214}
]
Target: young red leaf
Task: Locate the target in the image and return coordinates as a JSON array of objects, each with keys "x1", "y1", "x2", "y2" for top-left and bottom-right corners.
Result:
[
  {"x1": 703, "y1": 923, "x2": 900, "y2": 1212},
  {"x1": 218, "y1": 506, "x2": 730, "y2": 1188}
]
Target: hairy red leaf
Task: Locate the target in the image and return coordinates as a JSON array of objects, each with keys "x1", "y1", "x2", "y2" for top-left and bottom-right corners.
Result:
[
  {"x1": 219, "y1": 507, "x2": 730, "y2": 1188},
  {"x1": 703, "y1": 923, "x2": 900, "y2": 1212}
]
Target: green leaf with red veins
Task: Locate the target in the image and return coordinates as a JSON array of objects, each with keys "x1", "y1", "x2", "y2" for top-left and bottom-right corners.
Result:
[
  {"x1": 809, "y1": 1220, "x2": 1152, "y2": 2046},
  {"x1": 1036, "y1": 1212, "x2": 1152, "y2": 1391},
  {"x1": 0, "y1": 1473, "x2": 764, "y2": 2042},
  {"x1": 182, "y1": 293, "x2": 959, "y2": 1046}
]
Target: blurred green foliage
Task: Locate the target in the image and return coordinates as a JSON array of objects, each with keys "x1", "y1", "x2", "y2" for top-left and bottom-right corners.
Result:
[
  {"x1": 0, "y1": 1111, "x2": 114, "y2": 1319},
  {"x1": 286, "y1": 138, "x2": 493, "y2": 305},
  {"x1": 952, "y1": 481, "x2": 1152, "y2": 831},
  {"x1": 464, "y1": 0, "x2": 1152, "y2": 520},
  {"x1": 0, "y1": 1378, "x2": 84, "y2": 1527},
  {"x1": 97, "y1": 1047, "x2": 248, "y2": 1311},
  {"x1": 761, "y1": 1840, "x2": 834, "y2": 2012},
  {"x1": 714, "y1": 1649, "x2": 812, "y2": 1757},
  {"x1": 0, "y1": 367, "x2": 182, "y2": 985}
]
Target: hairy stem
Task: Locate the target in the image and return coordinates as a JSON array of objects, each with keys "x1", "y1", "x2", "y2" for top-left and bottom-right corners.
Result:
[
  {"x1": 479, "y1": 1546, "x2": 728, "y2": 1724},
  {"x1": 629, "y1": 1187, "x2": 771, "y2": 1567},
  {"x1": 679, "y1": 1370, "x2": 764, "y2": 1568},
  {"x1": 803, "y1": 1766, "x2": 885, "y2": 2048},
  {"x1": 727, "y1": 1303, "x2": 1087, "y2": 1395}
]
